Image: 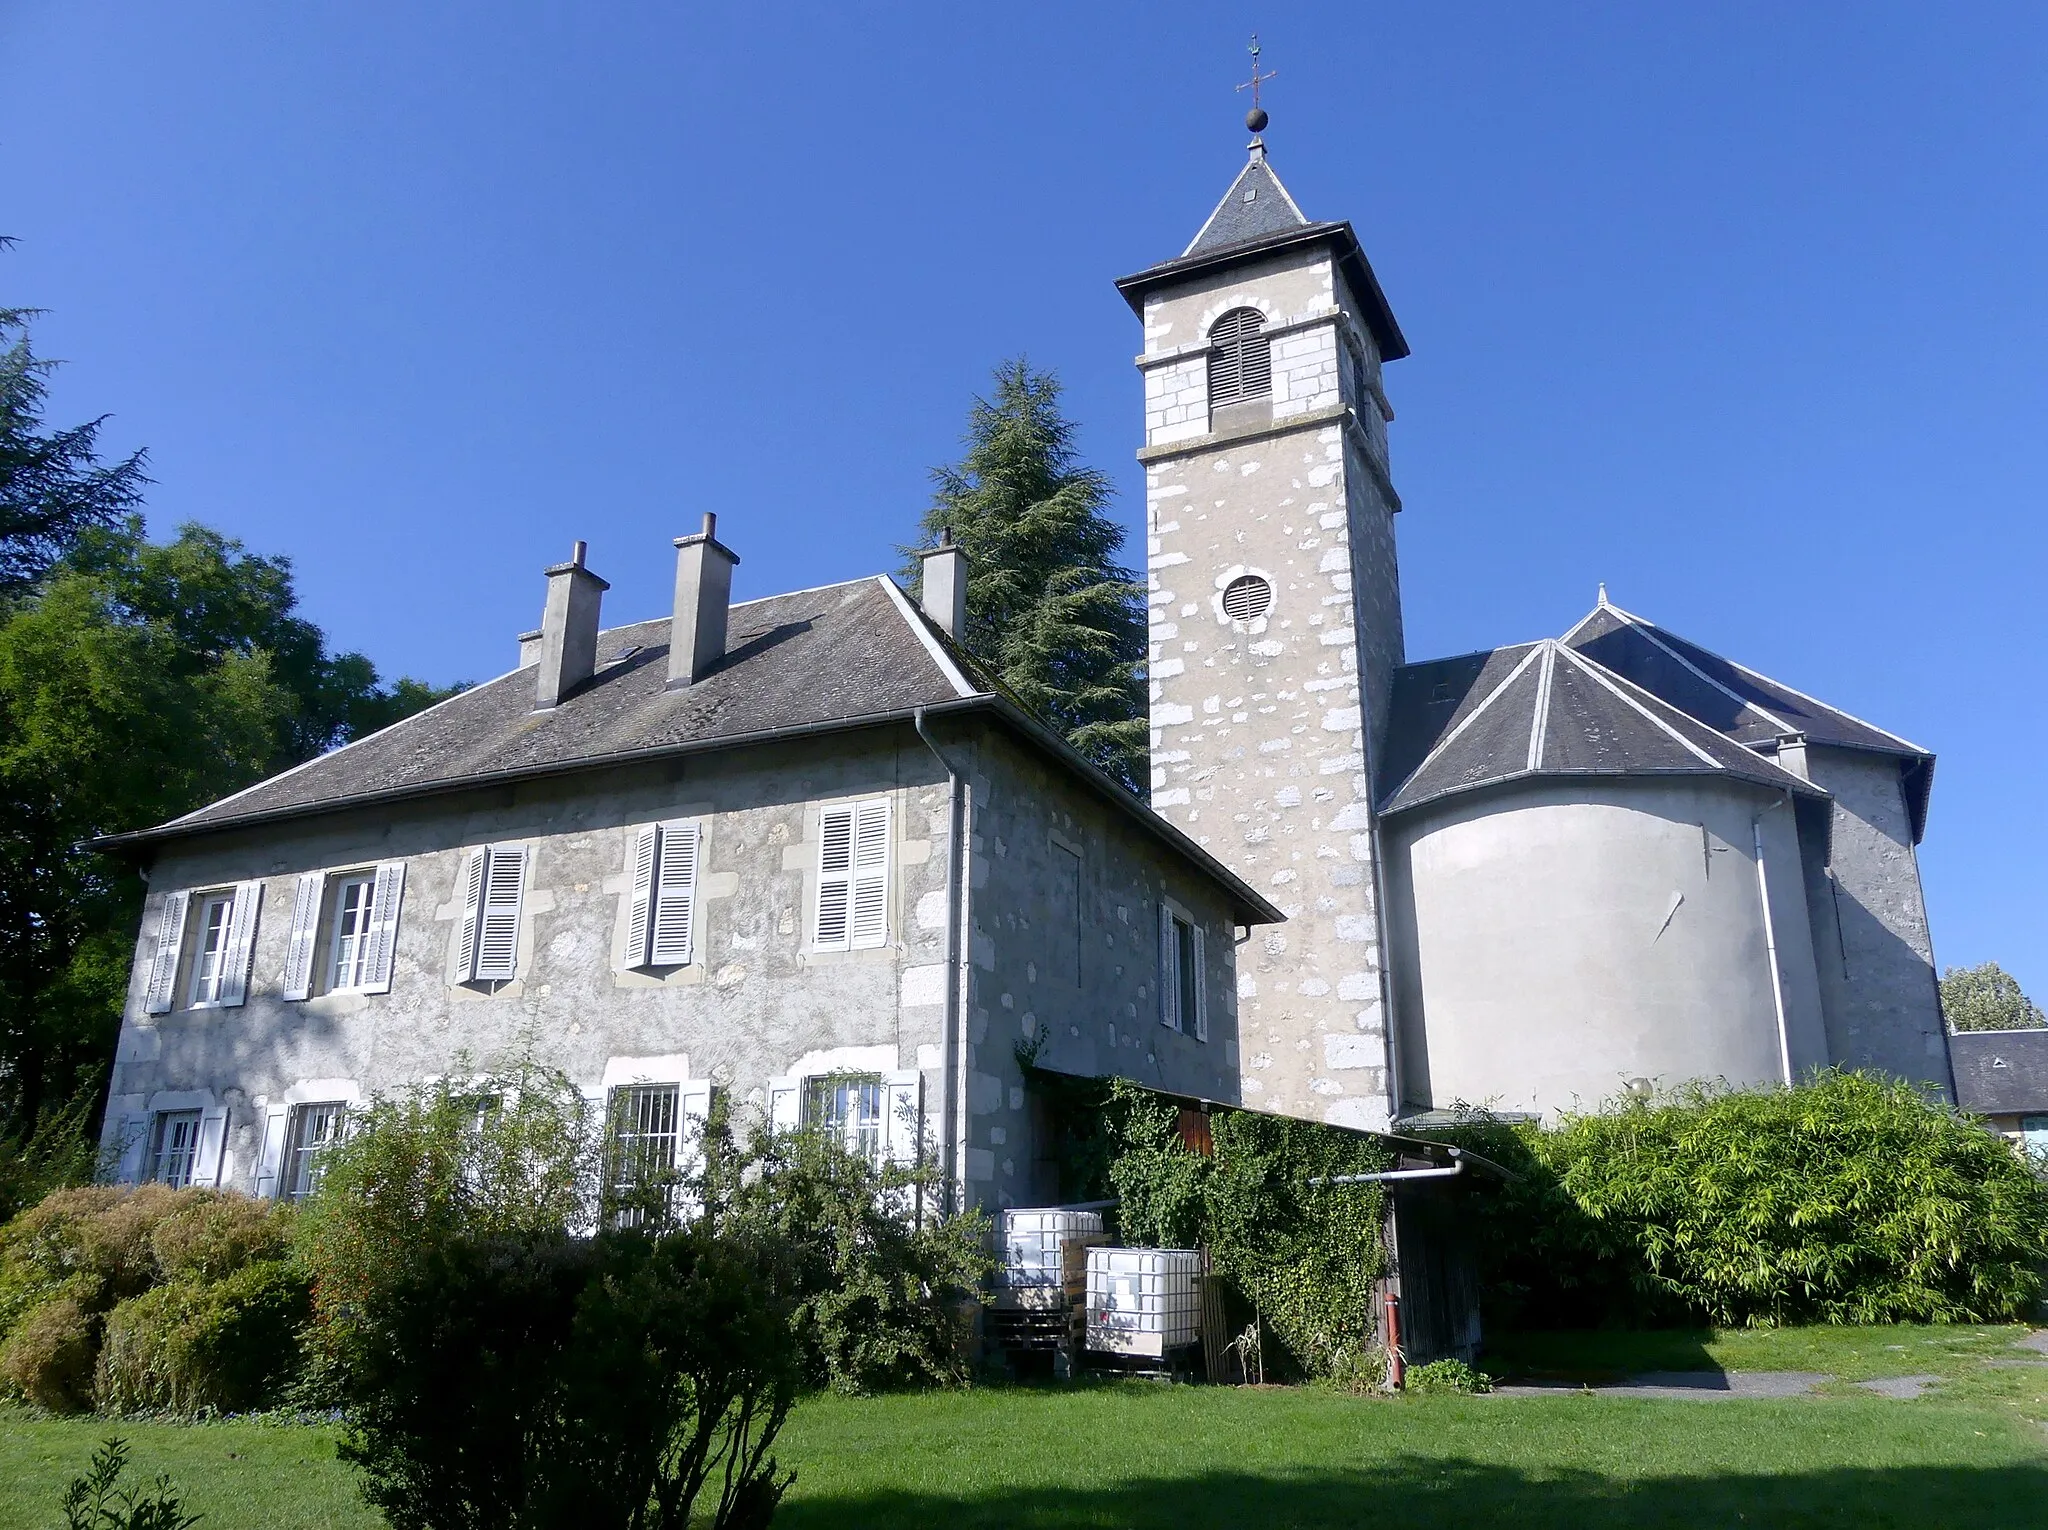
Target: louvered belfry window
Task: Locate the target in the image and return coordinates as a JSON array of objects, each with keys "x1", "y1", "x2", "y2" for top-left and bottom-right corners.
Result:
[{"x1": 1208, "y1": 307, "x2": 1272, "y2": 409}]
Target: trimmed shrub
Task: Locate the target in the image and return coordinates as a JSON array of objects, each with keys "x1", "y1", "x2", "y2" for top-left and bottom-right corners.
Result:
[
  {"x1": 1431, "y1": 1071, "x2": 2048, "y2": 1328},
  {"x1": 94, "y1": 1259, "x2": 310, "y2": 1415},
  {"x1": 1, "y1": 1285, "x2": 100, "y2": 1411}
]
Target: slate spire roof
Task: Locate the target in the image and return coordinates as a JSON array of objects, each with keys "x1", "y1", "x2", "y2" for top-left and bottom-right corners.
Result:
[
  {"x1": 1379, "y1": 639, "x2": 1824, "y2": 817},
  {"x1": 1182, "y1": 144, "x2": 1311, "y2": 257}
]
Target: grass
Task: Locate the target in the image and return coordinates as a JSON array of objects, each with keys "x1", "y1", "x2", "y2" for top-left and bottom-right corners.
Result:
[{"x1": 2, "y1": 1326, "x2": 2044, "y2": 1529}]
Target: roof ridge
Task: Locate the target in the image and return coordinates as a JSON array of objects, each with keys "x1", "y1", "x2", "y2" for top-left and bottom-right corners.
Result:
[
  {"x1": 1526, "y1": 643, "x2": 1557, "y2": 772},
  {"x1": 873, "y1": 575, "x2": 978, "y2": 700},
  {"x1": 1597, "y1": 603, "x2": 1800, "y2": 738},
  {"x1": 1384, "y1": 644, "x2": 1546, "y2": 804},
  {"x1": 1552, "y1": 644, "x2": 1725, "y2": 769}
]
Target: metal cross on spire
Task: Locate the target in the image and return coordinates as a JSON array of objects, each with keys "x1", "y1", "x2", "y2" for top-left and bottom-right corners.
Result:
[{"x1": 1236, "y1": 34, "x2": 1276, "y2": 133}]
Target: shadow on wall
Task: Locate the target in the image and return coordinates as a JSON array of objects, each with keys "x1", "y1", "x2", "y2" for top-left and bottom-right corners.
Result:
[{"x1": 777, "y1": 1461, "x2": 2048, "y2": 1530}]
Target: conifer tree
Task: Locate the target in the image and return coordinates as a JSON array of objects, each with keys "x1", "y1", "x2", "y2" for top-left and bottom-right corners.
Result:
[{"x1": 905, "y1": 360, "x2": 1147, "y2": 791}]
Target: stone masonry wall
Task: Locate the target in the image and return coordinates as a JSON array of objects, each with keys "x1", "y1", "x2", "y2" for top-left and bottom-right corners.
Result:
[{"x1": 1136, "y1": 245, "x2": 1406, "y2": 1131}]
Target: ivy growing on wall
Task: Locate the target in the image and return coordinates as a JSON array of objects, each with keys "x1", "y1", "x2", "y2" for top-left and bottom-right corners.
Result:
[{"x1": 1082, "y1": 1078, "x2": 1395, "y2": 1383}]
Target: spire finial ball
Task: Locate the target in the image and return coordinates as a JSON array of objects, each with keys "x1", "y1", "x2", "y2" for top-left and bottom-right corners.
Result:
[{"x1": 1245, "y1": 106, "x2": 1269, "y2": 133}]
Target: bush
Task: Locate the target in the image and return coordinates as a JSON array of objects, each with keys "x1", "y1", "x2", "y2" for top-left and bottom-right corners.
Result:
[
  {"x1": 1404, "y1": 1357, "x2": 1493, "y2": 1394},
  {"x1": 58, "y1": 1436, "x2": 201, "y2": 1530},
  {"x1": 0, "y1": 1184, "x2": 302, "y2": 1414},
  {"x1": 0, "y1": 1285, "x2": 100, "y2": 1410},
  {"x1": 706, "y1": 1100, "x2": 992, "y2": 1395},
  {"x1": 1430, "y1": 1071, "x2": 2048, "y2": 1328},
  {"x1": 1103, "y1": 1080, "x2": 1392, "y2": 1383},
  {"x1": 94, "y1": 1258, "x2": 310, "y2": 1415}
]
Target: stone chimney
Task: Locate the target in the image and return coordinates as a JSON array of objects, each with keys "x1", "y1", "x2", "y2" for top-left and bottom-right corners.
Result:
[
  {"x1": 534, "y1": 540, "x2": 609, "y2": 710},
  {"x1": 918, "y1": 530, "x2": 968, "y2": 641},
  {"x1": 668, "y1": 513, "x2": 740, "y2": 687}
]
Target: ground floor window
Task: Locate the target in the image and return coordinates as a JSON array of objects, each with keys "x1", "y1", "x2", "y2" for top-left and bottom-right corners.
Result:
[
  {"x1": 283, "y1": 1101, "x2": 347, "y2": 1201},
  {"x1": 149, "y1": 1110, "x2": 203, "y2": 1188},
  {"x1": 807, "y1": 1074, "x2": 883, "y2": 1164},
  {"x1": 609, "y1": 1083, "x2": 681, "y2": 1223},
  {"x1": 2022, "y1": 1114, "x2": 2048, "y2": 1168}
]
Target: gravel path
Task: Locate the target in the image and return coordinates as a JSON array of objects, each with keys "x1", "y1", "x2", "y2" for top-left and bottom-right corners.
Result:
[{"x1": 1491, "y1": 1371, "x2": 1832, "y2": 1401}]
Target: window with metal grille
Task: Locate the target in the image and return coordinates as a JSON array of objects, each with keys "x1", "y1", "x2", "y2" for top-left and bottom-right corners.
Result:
[
  {"x1": 609, "y1": 1083, "x2": 681, "y2": 1224},
  {"x1": 1220, "y1": 575, "x2": 1272, "y2": 622},
  {"x1": 149, "y1": 1110, "x2": 203, "y2": 1188},
  {"x1": 807, "y1": 1074, "x2": 884, "y2": 1165},
  {"x1": 282, "y1": 1101, "x2": 346, "y2": 1201},
  {"x1": 1208, "y1": 307, "x2": 1272, "y2": 409}
]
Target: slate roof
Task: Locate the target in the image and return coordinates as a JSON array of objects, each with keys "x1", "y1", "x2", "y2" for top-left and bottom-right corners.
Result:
[
  {"x1": 1949, "y1": 1029, "x2": 2048, "y2": 1117},
  {"x1": 1563, "y1": 597, "x2": 1934, "y2": 841},
  {"x1": 1378, "y1": 640, "x2": 1824, "y2": 817},
  {"x1": 100, "y1": 572, "x2": 1282, "y2": 922},
  {"x1": 1183, "y1": 154, "x2": 1310, "y2": 256}
]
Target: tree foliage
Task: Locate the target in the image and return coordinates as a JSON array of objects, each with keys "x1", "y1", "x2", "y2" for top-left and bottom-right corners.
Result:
[
  {"x1": 1427, "y1": 1071, "x2": 2048, "y2": 1330},
  {"x1": 0, "y1": 289, "x2": 456, "y2": 1191},
  {"x1": 904, "y1": 359, "x2": 1147, "y2": 790},
  {"x1": 1942, "y1": 961, "x2": 2046, "y2": 1032}
]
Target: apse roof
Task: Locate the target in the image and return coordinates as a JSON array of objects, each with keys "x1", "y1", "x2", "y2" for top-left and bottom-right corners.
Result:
[{"x1": 1379, "y1": 640, "x2": 1824, "y2": 817}]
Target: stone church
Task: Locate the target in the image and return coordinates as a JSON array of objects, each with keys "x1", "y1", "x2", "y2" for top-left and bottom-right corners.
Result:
[{"x1": 94, "y1": 130, "x2": 1950, "y2": 1210}]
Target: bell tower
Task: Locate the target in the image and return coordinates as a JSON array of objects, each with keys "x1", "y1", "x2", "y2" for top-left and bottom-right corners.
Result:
[{"x1": 1116, "y1": 114, "x2": 1411, "y2": 1129}]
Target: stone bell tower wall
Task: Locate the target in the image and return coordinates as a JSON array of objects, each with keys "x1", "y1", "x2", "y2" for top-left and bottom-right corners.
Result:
[{"x1": 1137, "y1": 241, "x2": 1406, "y2": 1130}]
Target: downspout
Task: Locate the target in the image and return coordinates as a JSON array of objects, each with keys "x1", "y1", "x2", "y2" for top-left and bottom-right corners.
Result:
[
  {"x1": 1753, "y1": 795, "x2": 1794, "y2": 1085},
  {"x1": 914, "y1": 707, "x2": 973, "y2": 1215}
]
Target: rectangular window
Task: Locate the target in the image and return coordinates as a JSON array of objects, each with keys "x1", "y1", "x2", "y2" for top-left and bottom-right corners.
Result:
[
  {"x1": 624, "y1": 822, "x2": 700, "y2": 970},
  {"x1": 1158, "y1": 903, "x2": 1207, "y2": 1042},
  {"x1": 2023, "y1": 1114, "x2": 2048, "y2": 1169},
  {"x1": 149, "y1": 1110, "x2": 203, "y2": 1188},
  {"x1": 281, "y1": 1101, "x2": 347, "y2": 1202},
  {"x1": 806, "y1": 1074, "x2": 884, "y2": 1165},
  {"x1": 187, "y1": 893, "x2": 237, "y2": 1007},
  {"x1": 327, "y1": 874, "x2": 376, "y2": 991},
  {"x1": 815, "y1": 799, "x2": 890, "y2": 951},
  {"x1": 608, "y1": 1083, "x2": 681, "y2": 1223}
]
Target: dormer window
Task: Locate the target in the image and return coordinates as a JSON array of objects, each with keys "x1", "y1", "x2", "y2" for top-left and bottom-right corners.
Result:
[{"x1": 1208, "y1": 308, "x2": 1272, "y2": 410}]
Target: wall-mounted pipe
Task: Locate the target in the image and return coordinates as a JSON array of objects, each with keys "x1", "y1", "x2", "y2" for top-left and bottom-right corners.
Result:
[
  {"x1": 1753, "y1": 795, "x2": 1794, "y2": 1086},
  {"x1": 1310, "y1": 1159, "x2": 1466, "y2": 1186},
  {"x1": 914, "y1": 706, "x2": 973, "y2": 1216}
]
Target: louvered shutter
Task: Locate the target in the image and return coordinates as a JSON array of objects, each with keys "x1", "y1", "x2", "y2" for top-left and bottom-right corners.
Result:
[
  {"x1": 473, "y1": 846, "x2": 526, "y2": 982},
  {"x1": 850, "y1": 799, "x2": 891, "y2": 949},
  {"x1": 254, "y1": 1105, "x2": 290, "y2": 1198},
  {"x1": 112, "y1": 1112, "x2": 150, "y2": 1184},
  {"x1": 193, "y1": 1105, "x2": 230, "y2": 1188},
  {"x1": 1191, "y1": 924, "x2": 1209, "y2": 1042},
  {"x1": 881, "y1": 1070, "x2": 923, "y2": 1167},
  {"x1": 624, "y1": 827, "x2": 658, "y2": 968},
  {"x1": 650, "y1": 821, "x2": 699, "y2": 966},
  {"x1": 676, "y1": 1079, "x2": 714, "y2": 1219},
  {"x1": 360, "y1": 861, "x2": 407, "y2": 993},
  {"x1": 281, "y1": 874, "x2": 323, "y2": 1000},
  {"x1": 815, "y1": 806, "x2": 854, "y2": 948},
  {"x1": 767, "y1": 1076, "x2": 801, "y2": 1134},
  {"x1": 144, "y1": 891, "x2": 191, "y2": 1015},
  {"x1": 456, "y1": 849, "x2": 487, "y2": 979},
  {"x1": 217, "y1": 881, "x2": 264, "y2": 1008},
  {"x1": 1159, "y1": 903, "x2": 1178, "y2": 1030},
  {"x1": 1209, "y1": 307, "x2": 1271, "y2": 407}
]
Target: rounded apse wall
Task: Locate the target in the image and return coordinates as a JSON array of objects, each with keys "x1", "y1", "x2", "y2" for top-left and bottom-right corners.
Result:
[{"x1": 1384, "y1": 776, "x2": 1827, "y2": 1120}]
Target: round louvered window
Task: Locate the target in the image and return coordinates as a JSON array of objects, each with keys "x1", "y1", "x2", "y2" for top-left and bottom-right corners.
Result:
[{"x1": 1221, "y1": 575, "x2": 1272, "y2": 622}]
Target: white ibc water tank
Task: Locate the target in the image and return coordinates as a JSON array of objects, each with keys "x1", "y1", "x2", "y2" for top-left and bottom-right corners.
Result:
[
  {"x1": 990, "y1": 1207, "x2": 1107, "y2": 1311},
  {"x1": 1085, "y1": 1246, "x2": 1202, "y2": 1357}
]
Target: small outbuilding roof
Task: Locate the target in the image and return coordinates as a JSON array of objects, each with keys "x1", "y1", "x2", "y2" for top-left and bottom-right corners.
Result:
[
  {"x1": 1949, "y1": 1029, "x2": 2048, "y2": 1118},
  {"x1": 1378, "y1": 639, "x2": 1824, "y2": 817}
]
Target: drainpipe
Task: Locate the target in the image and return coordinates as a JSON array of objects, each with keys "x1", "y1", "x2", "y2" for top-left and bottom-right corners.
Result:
[
  {"x1": 914, "y1": 707, "x2": 973, "y2": 1215},
  {"x1": 1753, "y1": 796, "x2": 1794, "y2": 1085}
]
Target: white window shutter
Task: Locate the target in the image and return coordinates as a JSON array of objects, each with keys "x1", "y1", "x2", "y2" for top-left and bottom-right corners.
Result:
[
  {"x1": 882, "y1": 1069, "x2": 923, "y2": 1167},
  {"x1": 676, "y1": 1079, "x2": 714, "y2": 1217},
  {"x1": 473, "y1": 846, "x2": 526, "y2": 982},
  {"x1": 193, "y1": 1105, "x2": 229, "y2": 1188},
  {"x1": 1159, "y1": 902, "x2": 1178, "y2": 1030},
  {"x1": 850, "y1": 799, "x2": 891, "y2": 949},
  {"x1": 217, "y1": 881, "x2": 264, "y2": 1008},
  {"x1": 624, "y1": 826, "x2": 658, "y2": 968},
  {"x1": 360, "y1": 861, "x2": 407, "y2": 994},
  {"x1": 112, "y1": 1112, "x2": 150, "y2": 1184},
  {"x1": 254, "y1": 1105, "x2": 290, "y2": 1198},
  {"x1": 1192, "y1": 924, "x2": 1209, "y2": 1041},
  {"x1": 767, "y1": 1076, "x2": 801, "y2": 1134},
  {"x1": 456, "y1": 848, "x2": 487, "y2": 979},
  {"x1": 144, "y1": 891, "x2": 191, "y2": 1015},
  {"x1": 815, "y1": 806, "x2": 854, "y2": 949},
  {"x1": 650, "y1": 821, "x2": 699, "y2": 966},
  {"x1": 281, "y1": 873, "x2": 323, "y2": 1001}
]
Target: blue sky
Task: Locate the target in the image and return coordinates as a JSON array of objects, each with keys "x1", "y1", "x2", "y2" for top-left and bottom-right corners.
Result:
[{"x1": 3, "y1": 3, "x2": 2042, "y2": 994}]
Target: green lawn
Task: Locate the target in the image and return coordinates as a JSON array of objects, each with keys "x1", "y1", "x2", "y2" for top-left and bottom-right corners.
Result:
[{"x1": 3, "y1": 1326, "x2": 2044, "y2": 1530}]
